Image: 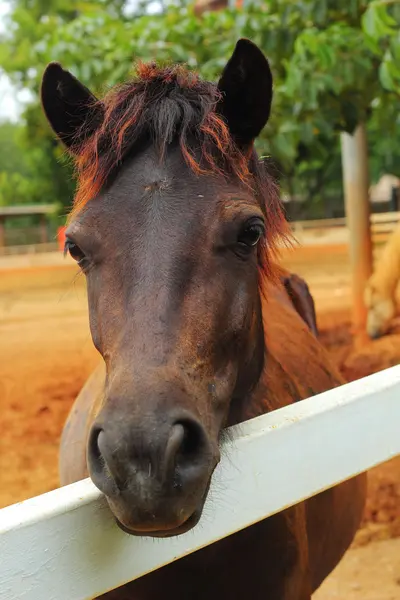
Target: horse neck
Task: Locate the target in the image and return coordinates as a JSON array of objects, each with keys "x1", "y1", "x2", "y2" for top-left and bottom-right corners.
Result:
[{"x1": 228, "y1": 280, "x2": 344, "y2": 425}]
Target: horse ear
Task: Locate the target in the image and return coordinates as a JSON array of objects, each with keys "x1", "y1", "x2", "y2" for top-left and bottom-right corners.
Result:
[
  {"x1": 41, "y1": 62, "x2": 102, "y2": 152},
  {"x1": 217, "y1": 39, "x2": 273, "y2": 148}
]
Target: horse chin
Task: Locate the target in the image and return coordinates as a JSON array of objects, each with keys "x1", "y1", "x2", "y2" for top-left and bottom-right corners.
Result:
[
  {"x1": 115, "y1": 509, "x2": 202, "y2": 538},
  {"x1": 113, "y1": 481, "x2": 211, "y2": 538}
]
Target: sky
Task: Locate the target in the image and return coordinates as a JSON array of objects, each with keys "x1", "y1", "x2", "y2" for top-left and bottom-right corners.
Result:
[
  {"x1": 0, "y1": 2, "x2": 26, "y2": 121},
  {"x1": 0, "y1": 2, "x2": 34, "y2": 121}
]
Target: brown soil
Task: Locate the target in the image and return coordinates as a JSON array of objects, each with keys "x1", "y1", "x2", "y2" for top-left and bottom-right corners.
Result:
[
  {"x1": 318, "y1": 317, "x2": 400, "y2": 547},
  {"x1": 314, "y1": 537, "x2": 400, "y2": 600},
  {"x1": 0, "y1": 265, "x2": 98, "y2": 507}
]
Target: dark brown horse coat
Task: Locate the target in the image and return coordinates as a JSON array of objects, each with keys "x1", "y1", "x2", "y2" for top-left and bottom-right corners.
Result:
[
  {"x1": 60, "y1": 276, "x2": 365, "y2": 600},
  {"x1": 41, "y1": 38, "x2": 366, "y2": 600}
]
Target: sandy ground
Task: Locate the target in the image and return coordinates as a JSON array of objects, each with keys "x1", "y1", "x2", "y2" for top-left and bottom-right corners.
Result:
[
  {"x1": 0, "y1": 264, "x2": 99, "y2": 507},
  {"x1": 314, "y1": 537, "x2": 400, "y2": 600},
  {"x1": 1, "y1": 245, "x2": 399, "y2": 598}
]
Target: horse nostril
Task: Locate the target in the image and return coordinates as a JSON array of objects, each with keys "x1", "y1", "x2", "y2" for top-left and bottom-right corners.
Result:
[
  {"x1": 87, "y1": 425, "x2": 119, "y2": 496},
  {"x1": 87, "y1": 416, "x2": 213, "y2": 500},
  {"x1": 174, "y1": 419, "x2": 207, "y2": 466},
  {"x1": 163, "y1": 418, "x2": 207, "y2": 482},
  {"x1": 87, "y1": 425, "x2": 102, "y2": 472}
]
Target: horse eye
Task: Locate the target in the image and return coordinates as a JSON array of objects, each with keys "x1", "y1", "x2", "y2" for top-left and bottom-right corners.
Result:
[
  {"x1": 64, "y1": 239, "x2": 86, "y2": 263},
  {"x1": 237, "y1": 222, "x2": 265, "y2": 248}
]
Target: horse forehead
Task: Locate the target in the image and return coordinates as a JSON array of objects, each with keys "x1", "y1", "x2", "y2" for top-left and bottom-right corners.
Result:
[
  {"x1": 79, "y1": 145, "x2": 250, "y2": 234},
  {"x1": 99, "y1": 145, "x2": 222, "y2": 218}
]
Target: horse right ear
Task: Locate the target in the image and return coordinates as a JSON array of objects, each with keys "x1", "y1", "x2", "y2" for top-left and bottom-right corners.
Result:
[
  {"x1": 41, "y1": 62, "x2": 103, "y2": 153},
  {"x1": 217, "y1": 39, "x2": 273, "y2": 149}
]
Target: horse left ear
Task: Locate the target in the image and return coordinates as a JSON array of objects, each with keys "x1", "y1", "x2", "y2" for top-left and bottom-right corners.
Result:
[
  {"x1": 41, "y1": 62, "x2": 102, "y2": 153},
  {"x1": 217, "y1": 39, "x2": 273, "y2": 148}
]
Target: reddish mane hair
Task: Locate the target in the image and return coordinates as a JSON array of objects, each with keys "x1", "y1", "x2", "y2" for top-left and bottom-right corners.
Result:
[{"x1": 71, "y1": 61, "x2": 291, "y2": 273}]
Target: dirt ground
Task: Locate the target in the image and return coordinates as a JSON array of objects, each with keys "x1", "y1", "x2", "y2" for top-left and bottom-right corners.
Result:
[
  {"x1": 313, "y1": 537, "x2": 400, "y2": 600},
  {"x1": 1, "y1": 245, "x2": 399, "y2": 598},
  {"x1": 0, "y1": 264, "x2": 99, "y2": 507}
]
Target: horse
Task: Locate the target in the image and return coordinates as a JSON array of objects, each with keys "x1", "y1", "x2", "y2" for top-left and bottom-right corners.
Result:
[
  {"x1": 41, "y1": 39, "x2": 366, "y2": 600},
  {"x1": 364, "y1": 221, "x2": 400, "y2": 338}
]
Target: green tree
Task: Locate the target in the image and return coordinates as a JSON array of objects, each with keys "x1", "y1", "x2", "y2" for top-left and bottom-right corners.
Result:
[
  {"x1": 0, "y1": 117, "x2": 71, "y2": 208},
  {"x1": 361, "y1": 0, "x2": 400, "y2": 92},
  {"x1": 0, "y1": 120, "x2": 32, "y2": 206}
]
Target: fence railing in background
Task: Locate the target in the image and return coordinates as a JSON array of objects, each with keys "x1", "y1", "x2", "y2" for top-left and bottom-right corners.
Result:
[
  {"x1": 291, "y1": 211, "x2": 400, "y2": 233},
  {"x1": 288, "y1": 211, "x2": 400, "y2": 248},
  {"x1": 1, "y1": 212, "x2": 399, "y2": 258},
  {"x1": 1, "y1": 366, "x2": 400, "y2": 600},
  {"x1": 0, "y1": 242, "x2": 59, "y2": 256}
]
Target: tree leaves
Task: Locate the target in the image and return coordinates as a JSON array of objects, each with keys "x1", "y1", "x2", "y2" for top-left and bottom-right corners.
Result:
[
  {"x1": 361, "y1": 0, "x2": 400, "y2": 92},
  {"x1": 362, "y1": 1, "x2": 397, "y2": 39},
  {"x1": 1, "y1": 0, "x2": 400, "y2": 211}
]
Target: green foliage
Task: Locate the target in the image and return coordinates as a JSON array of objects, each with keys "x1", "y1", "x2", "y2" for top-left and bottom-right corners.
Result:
[
  {"x1": 1, "y1": 0, "x2": 400, "y2": 213},
  {"x1": 0, "y1": 121, "x2": 28, "y2": 176},
  {"x1": 0, "y1": 118, "x2": 73, "y2": 208},
  {"x1": 0, "y1": 121, "x2": 33, "y2": 206},
  {"x1": 361, "y1": 0, "x2": 400, "y2": 92},
  {"x1": 0, "y1": 172, "x2": 28, "y2": 206}
]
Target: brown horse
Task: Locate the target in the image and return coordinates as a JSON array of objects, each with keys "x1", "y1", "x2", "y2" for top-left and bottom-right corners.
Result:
[{"x1": 41, "y1": 39, "x2": 366, "y2": 599}]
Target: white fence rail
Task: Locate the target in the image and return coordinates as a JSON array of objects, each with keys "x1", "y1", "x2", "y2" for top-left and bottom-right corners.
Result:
[
  {"x1": 289, "y1": 211, "x2": 400, "y2": 247},
  {"x1": 290, "y1": 210, "x2": 400, "y2": 232},
  {"x1": 0, "y1": 242, "x2": 59, "y2": 257},
  {"x1": 2, "y1": 366, "x2": 400, "y2": 600}
]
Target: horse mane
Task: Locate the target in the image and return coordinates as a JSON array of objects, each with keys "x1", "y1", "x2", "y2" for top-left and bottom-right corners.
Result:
[{"x1": 71, "y1": 61, "x2": 291, "y2": 276}]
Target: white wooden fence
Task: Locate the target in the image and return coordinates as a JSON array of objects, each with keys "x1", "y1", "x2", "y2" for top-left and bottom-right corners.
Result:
[
  {"x1": 290, "y1": 211, "x2": 400, "y2": 247},
  {"x1": 1, "y1": 366, "x2": 400, "y2": 600},
  {"x1": 291, "y1": 211, "x2": 400, "y2": 233}
]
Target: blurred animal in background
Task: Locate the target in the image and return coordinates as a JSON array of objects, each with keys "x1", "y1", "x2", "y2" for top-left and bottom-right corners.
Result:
[{"x1": 365, "y1": 222, "x2": 400, "y2": 339}]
